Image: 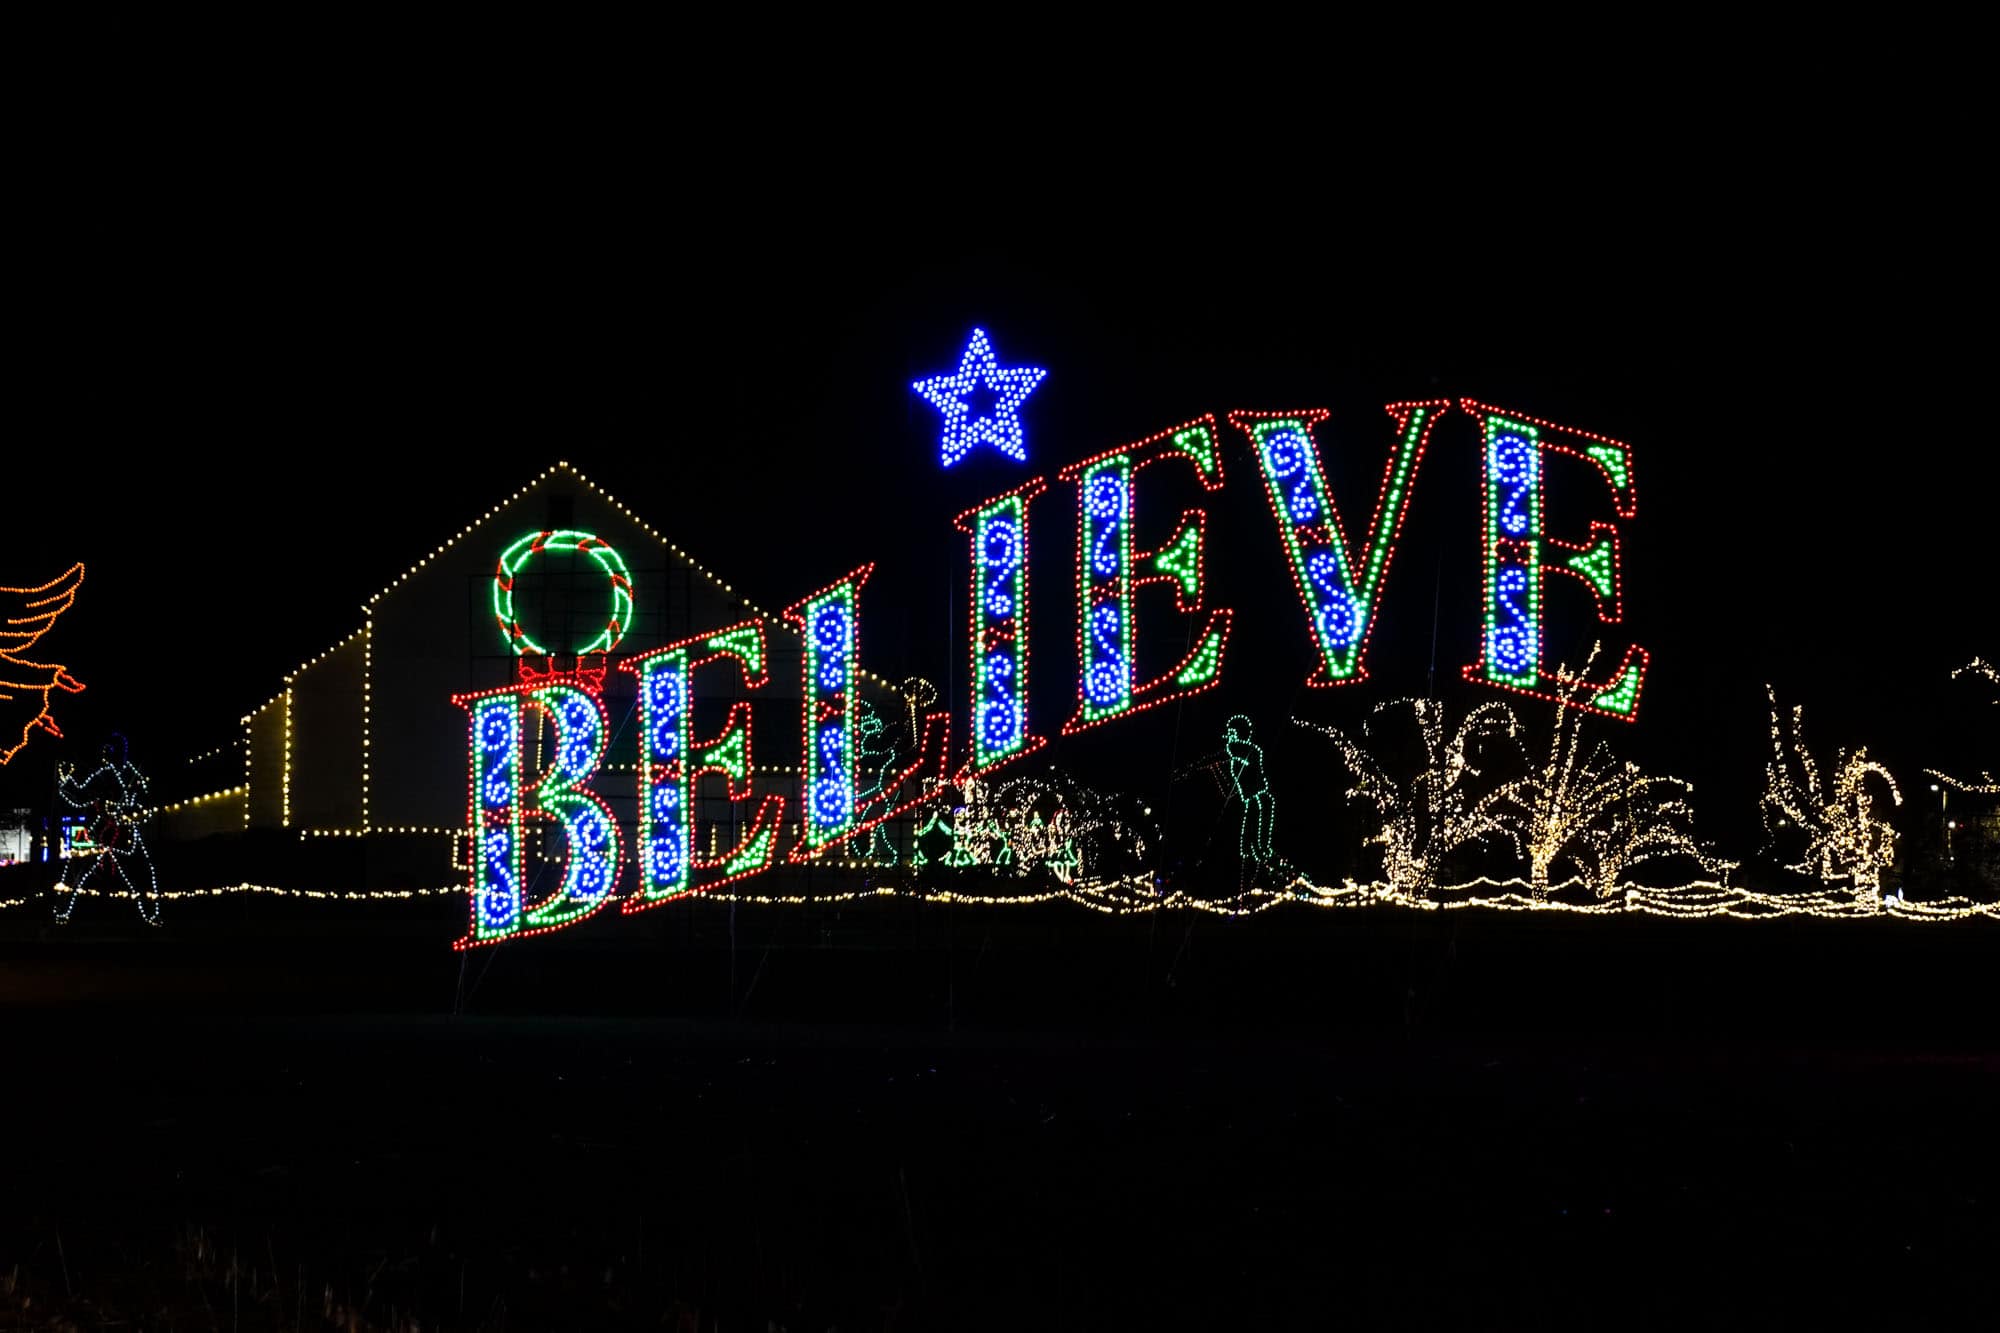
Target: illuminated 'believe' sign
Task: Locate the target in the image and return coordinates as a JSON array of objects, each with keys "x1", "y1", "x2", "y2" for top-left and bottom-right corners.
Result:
[{"x1": 456, "y1": 398, "x2": 1643, "y2": 947}]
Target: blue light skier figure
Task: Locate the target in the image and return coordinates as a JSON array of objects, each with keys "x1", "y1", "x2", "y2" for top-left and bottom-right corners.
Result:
[
  {"x1": 1224, "y1": 714, "x2": 1274, "y2": 871},
  {"x1": 53, "y1": 734, "x2": 160, "y2": 925}
]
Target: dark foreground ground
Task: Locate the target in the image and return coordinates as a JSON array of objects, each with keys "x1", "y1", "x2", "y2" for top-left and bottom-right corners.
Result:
[{"x1": 2, "y1": 898, "x2": 1996, "y2": 1329}]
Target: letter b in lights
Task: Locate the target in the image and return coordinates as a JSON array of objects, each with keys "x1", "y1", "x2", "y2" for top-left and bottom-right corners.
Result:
[{"x1": 454, "y1": 679, "x2": 622, "y2": 949}]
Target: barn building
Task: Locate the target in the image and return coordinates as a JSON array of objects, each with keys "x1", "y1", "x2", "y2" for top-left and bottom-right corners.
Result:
[{"x1": 156, "y1": 463, "x2": 911, "y2": 886}]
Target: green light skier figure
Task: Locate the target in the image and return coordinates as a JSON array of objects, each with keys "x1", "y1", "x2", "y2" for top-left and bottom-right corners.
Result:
[
  {"x1": 1224, "y1": 714, "x2": 1274, "y2": 873},
  {"x1": 852, "y1": 701, "x2": 898, "y2": 864}
]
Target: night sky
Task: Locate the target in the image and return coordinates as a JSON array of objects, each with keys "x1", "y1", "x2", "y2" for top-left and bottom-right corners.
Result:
[
  {"x1": 8, "y1": 80, "x2": 1997, "y2": 1333},
  {"x1": 6, "y1": 162, "x2": 1990, "y2": 849}
]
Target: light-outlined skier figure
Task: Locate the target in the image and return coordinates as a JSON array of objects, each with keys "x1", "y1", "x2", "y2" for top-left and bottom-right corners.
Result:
[
  {"x1": 1224, "y1": 714, "x2": 1275, "y2": 871},
  {"x1": 852, "y1": 701, "x2": 899, "y2": 864},
  {"x1": 53, "y1": 734, "x2": 160, "y2": 925}
]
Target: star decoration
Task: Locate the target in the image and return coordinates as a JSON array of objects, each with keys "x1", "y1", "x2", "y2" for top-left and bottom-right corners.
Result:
[{"x1": 913, "y1": 327, "x2": 1046, "y2": 468}]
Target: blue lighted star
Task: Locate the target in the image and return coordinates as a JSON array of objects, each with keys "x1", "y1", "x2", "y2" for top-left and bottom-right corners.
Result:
[{"x1": 913, "y1": 327, "x2": 1046, "y2": 468}]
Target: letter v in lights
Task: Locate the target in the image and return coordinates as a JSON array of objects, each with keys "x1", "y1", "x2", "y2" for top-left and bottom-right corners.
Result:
[{"x1": 1229, "y1": 402, "x2": 1449, "y2": 688}]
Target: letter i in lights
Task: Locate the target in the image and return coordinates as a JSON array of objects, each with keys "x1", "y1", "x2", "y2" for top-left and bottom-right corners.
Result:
[
  {"x1": 1230, "y1": 402, "x2": 1448, "y2": 688},
  {"x1": 1058, "y1": 417, "x2": 1232, "y2": 734},
  {"x1": 784, "y1": 566, "x2": 872, "y2": 849},
  {"x1": 956, "y1": 479, "x2": 1047, "y2": 775},
  {"x1": 619, "y1": 621, "x2": 785, "y2": 905},
  {"x1": 1462, "y1": 400, "x2": 1647, "y2": 719},
  {"x1": 454, "y1": 679, "x2": 622, "y2": 949}
]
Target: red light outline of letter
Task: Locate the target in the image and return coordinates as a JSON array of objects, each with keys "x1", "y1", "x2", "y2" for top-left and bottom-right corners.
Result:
[
  {"x1": 1057, "y1": 415, "x2": 1233, "y2": 736},
  {"x1": 955, "y1": 477, "x2": 1049, "y2": 779},
  {"x1": 1228, "y1": 401, "x2": 1448, "y2": 689},
  {"x1": 618, "y1": 619, "x2": 786, "y2": 909},
  {"x1": 1460, "y1": 399, "x2": 1647, "y2": 721}
]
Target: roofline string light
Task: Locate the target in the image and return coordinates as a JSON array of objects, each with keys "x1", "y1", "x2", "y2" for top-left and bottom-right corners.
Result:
[{"x1": 182, "y1": 461, "x2": 914, "y2": 846}]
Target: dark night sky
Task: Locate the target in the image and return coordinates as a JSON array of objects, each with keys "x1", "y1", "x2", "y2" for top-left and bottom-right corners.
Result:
[{"x1": 5, "y1": 138, "x2": 1991, "y2": 847}]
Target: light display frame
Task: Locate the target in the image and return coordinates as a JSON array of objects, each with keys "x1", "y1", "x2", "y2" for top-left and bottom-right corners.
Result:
[
  {"x1": 452, "y1": 674, "x2": 623, "y2": 950},
  {"x1": 463, "y1": 690, "x2": 525, "y2": 942},
  {"x1": 490, "y1": 529, "x2": 635, "y2": 659},
  {"x1": 618, "y1": 619, "x2": 786, "y2": 907},
  {"x1": 1459, "y1": 399, "x2": 1647, "y2": 721},
  {"x1": 955, "y1": 478, "x2": 1048, "y2": 777},
  {"x1": 783, "y1": 565, "x2": 873, "y2": 849},
  {"x1": 131, "y1": 375, "x2": 2000, "y2": 942},
  {"x1": 1057, "y1": 416, "x2": 1233, "y2": 736},
  {"x1": 1229, "y1": 402, "x2": 1448, "y2": 689}
]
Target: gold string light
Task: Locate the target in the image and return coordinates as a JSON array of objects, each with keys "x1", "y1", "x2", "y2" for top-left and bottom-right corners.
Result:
[
  {"x1": 3, "y1": 883, "x2": 461, "y2": 908},
  {"x1": 147, "y1": 786, "x2": 248, "y2": 817},
  {"x1": 299, "y1": 826, "x2": 457, "y2": 837},
  {"x1": 184, "y1": 739, "x2": 240, "y2": 767},
  {"x1": 281, "y1": 689, "x2": 292, "y2": 828},
  {"x1": 361, "y1": 619, "x2": 372, "y2": 830},
  {"x1": 4, "y1": 871, "x2": 1994, "y2": 922}
]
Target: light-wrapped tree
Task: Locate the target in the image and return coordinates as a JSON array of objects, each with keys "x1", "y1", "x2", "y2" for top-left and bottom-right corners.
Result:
[
  {"x1": 1487, "y1": 659, "x2": 1721, "y2": 900},
  {"x1": 1295, "y1": 697, "x2": 1519, "y2": 900},
  {"x1": 1762, "y1": 686, "x2": 1902, "y2": 898}
]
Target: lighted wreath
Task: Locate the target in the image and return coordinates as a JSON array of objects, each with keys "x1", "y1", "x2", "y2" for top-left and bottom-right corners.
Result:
[{"x1": 489, "y1": 530, "x2": 634, "y2": 658}]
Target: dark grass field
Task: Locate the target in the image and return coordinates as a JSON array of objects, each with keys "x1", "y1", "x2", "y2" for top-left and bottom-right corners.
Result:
[{"x1": 3, "y1": 899, "x2": 1997, "y2": 1329}]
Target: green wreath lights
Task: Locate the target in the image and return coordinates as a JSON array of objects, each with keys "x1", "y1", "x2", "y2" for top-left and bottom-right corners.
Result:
[{"x1": 490, "y1": 530, "x2": 635, "y2": 657}]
